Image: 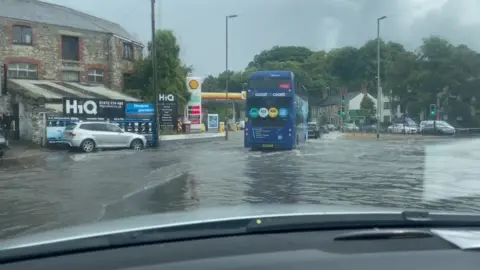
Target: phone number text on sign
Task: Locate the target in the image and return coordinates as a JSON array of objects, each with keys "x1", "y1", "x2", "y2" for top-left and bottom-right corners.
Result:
[{"x1": 99, "y1": 100, "x2": 124, "y2": 108}]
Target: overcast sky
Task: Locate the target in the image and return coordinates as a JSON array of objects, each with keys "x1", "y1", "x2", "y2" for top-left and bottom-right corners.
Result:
[{"x1": 42, "y1": 0, "x2": 480, "y2": 77}]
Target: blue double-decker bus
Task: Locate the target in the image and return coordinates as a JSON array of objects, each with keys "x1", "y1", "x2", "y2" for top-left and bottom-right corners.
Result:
[{"x1": 244, "y1": 71, "x2": 308, "y2": 150}]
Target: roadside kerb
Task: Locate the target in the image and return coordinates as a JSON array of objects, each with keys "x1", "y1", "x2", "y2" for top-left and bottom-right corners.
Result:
[
  {"x1": 341, "y1": 132, "x2": 451, "y2": 141},
  {"x1": 158, "y1": 132, "x2": 226, "y2": 146}
]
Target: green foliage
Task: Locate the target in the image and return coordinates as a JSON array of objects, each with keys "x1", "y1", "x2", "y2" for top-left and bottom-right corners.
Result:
[
  {"x1": 360, "y1": 95, "x2": 376, "y2": 117},
  {"x1": 203, "y1": 35, "x2": 480, "y2": 127},
  {"x1": 124, "y1": 29, "x2": 191, "y2": 109}
]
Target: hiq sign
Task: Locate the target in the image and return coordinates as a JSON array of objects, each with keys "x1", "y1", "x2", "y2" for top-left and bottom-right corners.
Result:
[
  {"x1": 158, "y1": 94, "x2": 175, "y2": 102},
  {"x1": 64, "y1": 99, "x2": 98, "y2": 115}
]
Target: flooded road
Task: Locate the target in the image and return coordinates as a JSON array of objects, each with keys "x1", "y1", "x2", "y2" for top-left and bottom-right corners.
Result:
[{"x1": 1, "y1": 132, "x2": 480, "y2": 239}]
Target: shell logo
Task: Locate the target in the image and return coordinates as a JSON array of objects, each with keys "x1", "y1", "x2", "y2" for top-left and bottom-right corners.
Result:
[
  {"x1": 188, "y1": 79, "x2": 199, "y2": 90},
  {"x1": 241, "y1": 91, "x2": 246, "y2": 99}
]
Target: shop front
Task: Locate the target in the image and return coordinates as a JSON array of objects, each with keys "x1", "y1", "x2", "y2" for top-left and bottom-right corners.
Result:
[{"x1": 45, "y1": 98, "x2": 157, "y2": 148}]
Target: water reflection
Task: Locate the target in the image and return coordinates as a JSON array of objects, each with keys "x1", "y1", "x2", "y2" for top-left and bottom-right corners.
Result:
[{"x1": 243, "y1": 150, "x2": 300, "y2": 204}]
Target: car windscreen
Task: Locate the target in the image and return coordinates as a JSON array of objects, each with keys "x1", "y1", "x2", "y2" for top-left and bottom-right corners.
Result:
[
  {"x1": 247, "y1": 96, "x2": 291, "y2": 128},
  {"x1": 437, "y1": 122, "x2": 453, "y2": 128}
]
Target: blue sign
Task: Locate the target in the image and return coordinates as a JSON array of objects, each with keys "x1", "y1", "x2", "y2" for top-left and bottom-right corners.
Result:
[
  {"x1": 208, "y1": 114, "x2": 219, "y2": 129},
  {"x1": 125, "y1": 103, "x2": 154, "y2": 115},
  {"x1": 279, "y1": 108, "x2": 288, "y2": 118},
  {"x1": 46, "y1": 116, "x2": 79, "y2": 144},
  {"x1": 249, "y1": 108, "x2": 259, "y2": 118}
]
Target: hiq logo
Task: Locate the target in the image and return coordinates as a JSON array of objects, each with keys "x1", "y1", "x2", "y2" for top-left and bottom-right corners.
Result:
[
  {"x1": 158, "y1": 94, "x2": 175, "y2": 102},
  {"x1": 279, "y1": 108, "x2": 288, "y2": 118},
  {"x1": 64, "y1": 99, "x2": 97, "y2": 115}
]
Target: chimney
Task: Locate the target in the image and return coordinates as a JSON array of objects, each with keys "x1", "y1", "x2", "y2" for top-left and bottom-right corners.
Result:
[{"x1": 361, "y1": 84, "x2": 367, "y2": 95}]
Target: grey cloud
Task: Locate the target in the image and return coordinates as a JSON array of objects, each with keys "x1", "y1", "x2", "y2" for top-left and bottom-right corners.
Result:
[{"x1": 42, "y1": 0, "x2": 480, "y2": 76}]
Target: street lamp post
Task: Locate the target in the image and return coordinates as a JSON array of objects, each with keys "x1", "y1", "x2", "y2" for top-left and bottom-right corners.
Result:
[
  {"x1": 151, "y1": 0, "x2": 159, "y2": 147},
  {"x1": 376, "y1": 15, "x2": 387, "y2": 139},
  {"x1": 225, "y1": 14, "x2": 238, "y2": 140}
]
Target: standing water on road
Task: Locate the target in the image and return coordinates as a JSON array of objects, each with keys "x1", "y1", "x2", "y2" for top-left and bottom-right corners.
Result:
[{"x1": 2, "y1": 132, "x2": 480, "y2": 238}]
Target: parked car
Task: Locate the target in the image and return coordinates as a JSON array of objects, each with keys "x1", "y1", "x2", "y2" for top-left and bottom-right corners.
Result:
[
  {"x1": 421, "y1": 121, "x2": 455, "y2": 136},
  {"x1": 362, "y1": 124, "x2": 377, "y2": 133},
  {"x1": 326, "y1": 124, "x2": 336, "y2": 131},
  {"x1": 342, "y1": 123, "x2": 359, "y2": 132},
  {"x1": 387, "y1": 123, "x2": 418, "y2": 134},
  {"x1": 62, "y1": 121, "x2": 148, "y2": 153},
  {"x1": 320, "y1": 125, "x2": 329, "y2": 134},
  {"x1": 308, "y1": 122, "x2": 320, "y2": 139}
]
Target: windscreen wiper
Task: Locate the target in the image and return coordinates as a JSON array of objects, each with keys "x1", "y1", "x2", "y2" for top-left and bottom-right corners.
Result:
[
  {"x1": 333, "y1": 229, "x2": 434, "y2": 241},
  {"x1": 243, "y1": 211, "x2": 480, "y2": 233}
]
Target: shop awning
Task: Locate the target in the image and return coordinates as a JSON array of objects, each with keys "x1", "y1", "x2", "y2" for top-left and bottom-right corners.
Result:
[{"x1": 8, "y1": 79, "x2": 140, "y2": 102}]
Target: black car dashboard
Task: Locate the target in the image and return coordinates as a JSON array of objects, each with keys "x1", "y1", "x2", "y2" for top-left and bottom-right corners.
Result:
[{"x1": 2, "y1": 227, "x2": 478, "y2": 270}]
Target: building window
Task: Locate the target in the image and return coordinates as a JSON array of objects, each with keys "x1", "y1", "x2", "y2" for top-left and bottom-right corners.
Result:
[
  {"x1": 383, "y1": 115, "x2": 391, "y2": 123},
  {"x1": 7, "y1": 63, "x2": 37, "y2": 79},
  {"x1": 123, "y1": 43, "x2": 134, "y2": 60},
  {"x1": 87, "y1": 69, "x2": 104, "y2": 83},
  {"x1": 61, "y1": 35, "x2": 79, "y2": 61},
  {"x1": 62, "y1": 71, "x2": 79, "y2": 82},
  {"x1": 12, "y1": 25, "x2": 33, "y2": 45},
  {"x1": 384, "y1": 102, "x2": 391, "y2": 109}
]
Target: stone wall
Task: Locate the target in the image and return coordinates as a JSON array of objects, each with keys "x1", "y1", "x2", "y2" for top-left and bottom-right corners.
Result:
[{"x1": 0, "y1": 16, "x2": 143, "y2": 91}]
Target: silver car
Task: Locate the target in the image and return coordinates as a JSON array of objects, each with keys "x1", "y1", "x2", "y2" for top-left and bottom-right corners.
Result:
[{"x1": 62, "y1": 121, "x2": 147, "y2": 153}]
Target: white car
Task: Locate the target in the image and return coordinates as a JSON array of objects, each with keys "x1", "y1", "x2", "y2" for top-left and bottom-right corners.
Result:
[
  {"x1": 342, "y1": 123, "x2": 359, "y2": 132},
  {"x1": 387, "y1": 123, "x2": 417, "y2": 134},
  {"x1": 62, "y1": 121, "x2": 147, "y2": 153}
]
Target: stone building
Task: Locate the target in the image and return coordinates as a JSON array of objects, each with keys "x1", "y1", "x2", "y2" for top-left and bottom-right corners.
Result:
[{"x1": 0, "y1": 0, "x2": 143, "y2": 143}]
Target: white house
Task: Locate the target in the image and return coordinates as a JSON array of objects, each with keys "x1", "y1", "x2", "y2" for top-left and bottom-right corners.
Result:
[
  {"x1": 345, "y1": 89, "x2": 400, "y2": 123},
  {"x1": 310, "y1": 88, "x2": 401, "y2": 126}
]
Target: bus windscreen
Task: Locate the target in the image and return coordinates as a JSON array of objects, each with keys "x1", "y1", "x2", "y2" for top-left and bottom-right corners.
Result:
[
  {"x1": 249, "y1": 78, "x2": 292, "y2": 90},
  {"x1": 247, "y1": 96, "x2": 291, "y2": 127}
]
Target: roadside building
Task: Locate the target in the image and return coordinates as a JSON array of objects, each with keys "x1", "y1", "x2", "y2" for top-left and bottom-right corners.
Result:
[
  {"x1": 311, "y1": 87, "x2": 401, "y2": 126},
  {"x1": 0, "y1": 0, "x2": 143, "y2": 143}
]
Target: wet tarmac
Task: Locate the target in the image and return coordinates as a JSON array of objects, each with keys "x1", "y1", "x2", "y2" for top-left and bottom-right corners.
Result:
[{"x1": 1, "y1": 132, "x2": 480, "y2": 239}]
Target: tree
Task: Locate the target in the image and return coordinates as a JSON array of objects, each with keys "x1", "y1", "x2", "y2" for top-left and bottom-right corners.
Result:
[
  {"x1": 124, "y1": 29, "x2": 191, "y2": 108},
  {"x1": 202, "y1": 36, "x2": 480, "y2": 127},
  {"x1": 360, "y1": 95, "x2": 376, "y2": 117}
]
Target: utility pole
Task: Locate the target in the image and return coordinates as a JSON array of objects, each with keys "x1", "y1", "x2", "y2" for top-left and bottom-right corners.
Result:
[
  {"x1": 376, "y1": 15, "x2": 387, "y2": 139},
  {"x1": 436, "y1": 92, "x2": 441, "y2": 121},
  {"x1": 151, "y1": 0, "x2": 158, "y2": 146},
  {"x1": 224, "y1": 14, "x2": 238, "y2": 140}
]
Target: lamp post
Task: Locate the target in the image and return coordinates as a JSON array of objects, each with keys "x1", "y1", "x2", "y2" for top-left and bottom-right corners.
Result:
[
  {"x1": 224, "y1": 14, "x2": 238, "y2": 140},
  {"x1": 376, "y1": 15, "x2": 387, "y2": 139}
]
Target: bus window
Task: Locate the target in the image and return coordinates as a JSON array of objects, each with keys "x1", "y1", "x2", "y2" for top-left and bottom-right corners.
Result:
[{"x1": 247, "y1": 96, "x2": 291, "y2": 128}]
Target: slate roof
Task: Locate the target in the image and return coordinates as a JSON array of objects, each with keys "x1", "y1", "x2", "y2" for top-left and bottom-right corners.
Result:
[{"x1": 0, "y1": 0, "x2": 143, "y2": 45}]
